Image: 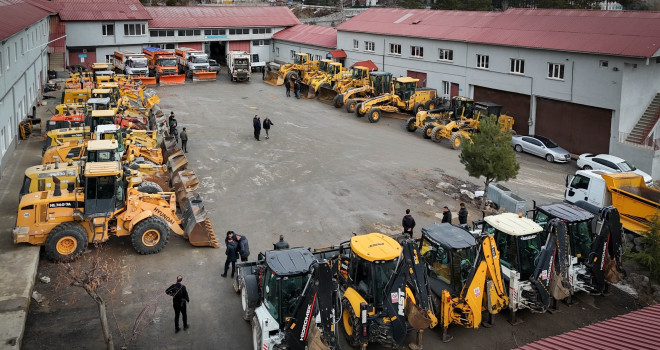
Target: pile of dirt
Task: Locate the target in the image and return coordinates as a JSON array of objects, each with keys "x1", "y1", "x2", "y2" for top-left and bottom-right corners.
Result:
[{"x1": 290, "y1": 5, "x2": 337, "y2": 18}]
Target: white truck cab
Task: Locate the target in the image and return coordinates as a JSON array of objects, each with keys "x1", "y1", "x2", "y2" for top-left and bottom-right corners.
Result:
[{"x1": 564, "y1": 170, "x2": 613, "y2": 208}]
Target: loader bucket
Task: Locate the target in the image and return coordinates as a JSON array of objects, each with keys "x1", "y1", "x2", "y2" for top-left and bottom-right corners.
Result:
[
  {"x1": 171, "y1": 169, "x2": 200, "y2": 208},
  {"x1": 167, "y1": 150, "x2": 189, "y2": 175},
  {"x1": 143, "y1": 174, "x2": 172, "y2": 192},
  {"x1": 264, "y1": 71, "x2": 284, "y2": 86},
  {"x1": 159, "y1": 74, "x2": 186, "y2": 86},
  {"x1": 161, "y1": 136, "x2": 181, "y2": 161},
  {"x1": 180, "y1": 193, "x2": 219, "y2": 248},
  {"x1": 193, "y1": 71, "x2": 217, "y2": 82},
  {"x1": 299, "y1": 83, "x2": 316, "y2": 99},
  {"x1": 134, "y1": 76, "x2": 157, "y2": 86},
  {"x1": 405, "y1": 296, "x2": 433, "y2": 330},
  {"x1": 317, "y1": 86, "x2": 338, "y2": 104}
]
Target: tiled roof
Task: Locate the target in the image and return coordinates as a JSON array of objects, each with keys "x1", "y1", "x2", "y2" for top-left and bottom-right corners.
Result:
[
  {"x1": 337, "y1": 8, "x2": 660, "y2": 58},
  {"x1": 52, "y1": 0, "x2": 151, "y2": 21},
  {"x1": 272, "y1": 24, "x2": 336, "y2": 49},
  {"x1": 146, "y1": 6, "x2": 300, "y2": 28},
  {"x1": 0, "y1": 0, "x2": 56, "y2": 41}
]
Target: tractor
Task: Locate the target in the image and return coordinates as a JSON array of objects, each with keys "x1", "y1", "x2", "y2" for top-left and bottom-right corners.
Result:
[
  {"x1": 406, "y1": 96, "x2": 474, "y2": 139},
  {"x1": 354, "y1": 77, "x2": 439, "y2": 123}
]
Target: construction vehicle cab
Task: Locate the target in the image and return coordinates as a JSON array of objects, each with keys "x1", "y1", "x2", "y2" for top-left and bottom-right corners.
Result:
[
  {"x1": 42, "y1": 127, "x2": 89, "y2": 155},
  {"x1": 89, "y1": 109, "x2": 116, "y2": 133},
  {"x1": 19, "y1": 161, "x2": 80, "y2": 199},
  {"x1": 87, "y1": 97, "x2": 112, "y2": 111},
  {"x1": 91, "y1": 89, "x2": 117, "y2": 107},
  {"x1": 86, "y1": 139, "x2": 121, "y2": 162}
]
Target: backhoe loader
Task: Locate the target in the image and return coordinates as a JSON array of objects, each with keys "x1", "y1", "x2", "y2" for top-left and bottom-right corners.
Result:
[
  {"x1": 418, "y1": 223, "x2": 508, "y2": 342},
  {"x1": 313, "y1": 233, "x2": 437, "y2": 349},
  {"x1": 264, "y1": 53, "x2": 319, "y2": 86},
  {"x1": 354, "y1": 77, "x2": 439, "y2": 123},
  {"x1": 429, "y1": 102, "x2": 515, "y2": 149},
  {"x1": 235, "y1": 248, "x2": 340, "y2": 350},
  {"x1": 13, "y1": 161, "x2": 218, "y2": 262},
  {"x1": 406, "y1": 96, "x2": 474, "y2": 139},
  {"x1": 323, "y1": 65, "x2": 371, "y2": 106}
]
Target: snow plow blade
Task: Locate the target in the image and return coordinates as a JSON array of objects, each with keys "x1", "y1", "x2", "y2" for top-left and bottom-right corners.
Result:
[
  {"x1": 317, "y1": 86, "x2": 338, "y2": 104},
  {"x1": 133, "y1": 76, "x2": 157, "y2": 86},
  {"x1": 299, "y1": 83, "x2": 316, "y2": 99},
  {"x1": 193, "y1": 71, "x2": 217, "y2": 81},
  {"x1": 180, "y1": 193, "x2": 219, "y2": 248},
  {"x1": 159, "y1": 74, "x2": 186, "y2": 85},
  {"x1": 264, "y1": 71, "x2": 284, "y2": 86}
]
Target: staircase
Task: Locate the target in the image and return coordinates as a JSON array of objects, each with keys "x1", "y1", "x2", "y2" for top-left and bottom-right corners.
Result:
[{"x1": 626, "y1": 93, "x2": 660, "y2": 144}]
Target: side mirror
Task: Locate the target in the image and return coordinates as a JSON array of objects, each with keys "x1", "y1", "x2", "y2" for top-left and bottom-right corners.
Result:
[{"x1": 565, "y1": 175, "x2": 569, "y2": 187}]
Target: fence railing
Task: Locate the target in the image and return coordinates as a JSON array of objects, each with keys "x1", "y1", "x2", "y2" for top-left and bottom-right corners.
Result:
[{"x1": 618, "y1": 132, "x2": 660, "y2": 151}]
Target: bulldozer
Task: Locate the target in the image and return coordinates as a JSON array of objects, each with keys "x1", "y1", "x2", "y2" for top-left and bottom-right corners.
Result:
[
  {"x1": 264, "y1": 53, "x2": 319, "y2": 86},
  {"x1": 355, "y1": 77, "x2": 439, "y2": 123},
  {"x1": 417, "y1": 224, "x2": 508, "y2": 342},
  {"x1": 13, "y1": 161, "x2": 218, "y2": 262},
  {"x1": 429, "y1": 102, "x2": 515, "y2": 149},
  {"x1": 406, "y1": 96, "x2": 474, "y2": 139},
  {"x1": 299, "y1": 60, "x2": 347, "y2": 99},
  {"x1": 323, "y1": 65, "x2": 371, "y2": 106}
]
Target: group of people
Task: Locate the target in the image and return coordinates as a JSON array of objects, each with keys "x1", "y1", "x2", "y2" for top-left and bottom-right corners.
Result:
[
  {"x1": 252, "y1": 115, "x2": 274, "y2": 141},
  {"x1": 284, "y1": 76, "x2": 301, "y2": 99},
  {"x1": 402, "y1": 203, "x2": 469, "y2": 238},
  {"x1": 169, "y1": 111, "x2": 189, "y2": 153}
]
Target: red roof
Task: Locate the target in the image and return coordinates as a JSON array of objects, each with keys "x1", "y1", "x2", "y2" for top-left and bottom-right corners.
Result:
[
  {"x1": 352, "y1": 60, "x2": 378, "y2": 71},
  {"x1": 272, "y1": 24, "x2": 336, "y2": 49},
  {"x1": 337, "y1": 8, "x2": 660, "y2": 58},
  {"x1": 519, "y1": 304, "x2": 660, "y2": 350},
  {"x1": 146, "y1": 6, "x2": 299, "y2": 29},
  {"x1": 0, "y1": 0, "x2": 57, "y2": 41},
  {"x1": 328, "y1": 49, "x2": 346, "y2": 58},
  {"x1": 52, "y1": 0, "x2": 151, "y2": 21}
]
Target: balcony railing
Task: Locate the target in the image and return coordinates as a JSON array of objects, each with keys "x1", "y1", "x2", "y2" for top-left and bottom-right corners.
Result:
[{"x1": 618, "y1": 132, "x2": 660, "y2": 151}]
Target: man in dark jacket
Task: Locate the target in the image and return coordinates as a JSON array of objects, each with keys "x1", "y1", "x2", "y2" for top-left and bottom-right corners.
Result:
[
  {"x1": 442, "y1": 206, "x2": 452, "y2": 224},
  {"x1": 263, "y1": 117, "x2": 274, "y2": 139},
  {"x1": 222, "y1": 237, "x2": 239, "y2": 278},
  {"x1": 458, "y1": 203, "x2": 468, "y2": 225},
  {"x1": 253, "y1": 115, "x2": 261, "y2": 141},
  {"x1": 165, "y1": 275, "x2": 190, "y2": 332},
  {"x1": 273, "y1": 235, "x2": 289, "y2": 250},
  {"x1": 285, "y1": 77, "x2": 291, "y2": 97},
  {"x1": 169, "y1": 115, "x2": 178, "y2": 143},
  {"x1": 294, "y1": 79, "x2": 301, "y2": 99},
  {"x1": 402, "y1": 209, "x2": 416, "y2": 238},
  {"x1": 179, "y1": 127, "x2": 188, "y2": 153},
  {"x1": 235, "y1": 234, "x2": 250, "y2": 262}
]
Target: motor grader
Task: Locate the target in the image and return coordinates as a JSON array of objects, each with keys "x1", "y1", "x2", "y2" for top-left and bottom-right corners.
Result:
[
  {"x1": 343, "y1": 71, "x2": 394, "y2": 114},
  {"x1": 406, "y1": 96, "x2": 474, "y2": 139},
  {"x1": 300, "y1": 60, "x2": 346, "y2": 99},
  {"x1": 354, "y1": 77, "x2": 439, "y2": 123},
  {"x1": 323, "y1": 65, "x2": 371, "y2": 106},
  {"x1": 264, "y1": 53, "x2": 319, "y2": 86},
  {"x1": 429, "y1": 102, "x2": 515, "y2": 149}
]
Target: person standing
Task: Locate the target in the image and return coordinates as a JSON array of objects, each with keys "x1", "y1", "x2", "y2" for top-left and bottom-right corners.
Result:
[
  {"x1": 458, "y1": 203, "x2": 468, "y2": 225},
  {"x1": 180, "y1": 127, "x2": 188, "y2": 153},
  {"x1": 441, "y1": 206, "x2": 452, "y2": 224},
  {"x1": 165, "y1": 275, "x2": 190, "y2": 333},
  {"x1": 169, "y1": 115, "x2": 178, "y2": 143},
  {"x1": 263, "y1": 117, "x2": 274, "y2": 139},
  {"x1": 273, "y1": 235, "x2": 289, "y2": 250},
  {"x1": 262, "y1": 66, "x2": 266, "y2": 80},
  {"x1": 294, "y1": 79, "x2": 301, "y2": 99},
  {"x1": 402, "y1": 209, "x2": 416, "y2": 238},
  {"x1": 252, "y1": 115, "x2": 261, "y2": 141},
  {"x1": 222, "y1": 232, "x2": 239, "y2": 277},
  {"x1": 235, "y1": 234, "x2": 250, "y2": 262},
  {"x1": 285, "y1": 78, "x2": 291, "y2": 97}
]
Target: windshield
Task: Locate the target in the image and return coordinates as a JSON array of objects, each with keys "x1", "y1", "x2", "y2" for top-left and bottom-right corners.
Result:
[
  {"x1": 538, "y1": 136, "x2": 559, "y2": 148},
  {"x1": 568, "y1": 220, "x2": 593, "y2": 259},
  {"x1": 294, "y1": 55, "x2": 305, "y2": 65},
  {"x1": 192, "y1": 56, "x2": 208, "y2": 64},
  {"x1": 132, "y1": 59, "x2": 148, "y2": 68},
  {"x1": 452, "y1": 247, "x2": 477, "y2": 289},
  {"x1": 518, "y1": 234, "x2": 542, "y2": 279},
  {"x1": 351, "y1": 68, "x2": 363, "y2": 79},
  {"x1": 373, "y1": 259, "x2": 397, "y2": 306},
  {"x1": 160, "y1": 58, "x2": 177, "y2": 67},
  {"x1": 618, "y1": 161, "x2": 636, "y2": 171},
  {"x1": 235, "y1": 58, "x2": 249, "y2": 69},
  {"x1": 280, "y1": 274, "x2": 308, "y2": 321}
]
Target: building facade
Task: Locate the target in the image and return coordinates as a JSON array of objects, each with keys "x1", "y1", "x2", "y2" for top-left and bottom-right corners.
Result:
[{"x1": 272, "y1": 24, "x2": 337, "y2": 64}]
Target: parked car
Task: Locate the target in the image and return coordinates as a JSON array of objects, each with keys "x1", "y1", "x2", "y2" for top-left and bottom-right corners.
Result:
[
  {"x1": 208, "y1": 59, "x2": 220, "y2": 73},
  {"x1": 511, "y1": 134, "x2": 571, "y2": 163},
  {"x1": 577, "y1": 153, "x2": 653, "y2": 185}
]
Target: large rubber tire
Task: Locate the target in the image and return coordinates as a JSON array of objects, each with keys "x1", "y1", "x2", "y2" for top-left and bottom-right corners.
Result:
[
  {"x1": 413, "y1": 103, "x2": 425, "y2": 114},
  {"x1": 423, "y1": 124, "x2": 435, "y2": 139},
  {"x1": 233, "y1": 273, "x2": 241, "y2": 293},
  {"x1": 406, "y1": 117, "x2": 417, "y2": 132},
  {"x1": 425, "y1": 100, "x2": 436, "y2": 110},
  {"x1": 346, "y1": 99, "x2": 357, "y2": 113},
  {"x1": 45, "y1": 222, "x2": 88, "y2": 262},
  {"x1": 341, "y1": 298, "x2": 361, "y2": 347},
  {"x1": 285, "y1": 71, "x2": 297, "y2": 84},
  {"x1": 334, "y1": 94, "x2": 344, "y2": 108},
  {"x1": 319, "y1": 82, "x2": 331, "y2": 90},
  {"x1": 130, "y1": 217, "x2": 170, "y2": 255},
  {"x1": 367, "y1": 108, "x2": 382, "y2": 123},
  {"x1": 252, "y1": 316, "x2": 262, "y2": 350},
  {"x1": 137, "y1": 181, "x2": 163, "y2": 194},
  {"x1": 546, "y1": 154, "x2": 554, "y2": 163},
  {"x1": 514, "y1": 145, "x2": 523, "y2": 153},
  {"x1": 241, "y1": 274, "x2": 259, "y2": 321},
  {"x1": 354, "y1": 103, "x2": 366, "y2": 118},
  {"x1": 583, "y1": 165, "x2": 592, "y2": 170},
  {"x1": 450, "y1": 132, "x2": 463, "y2": 150}
]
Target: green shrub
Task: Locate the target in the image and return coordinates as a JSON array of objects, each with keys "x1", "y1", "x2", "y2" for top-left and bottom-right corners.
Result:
[{"x1": 630, "y1": 213, "x2": 660, "y2": 282}]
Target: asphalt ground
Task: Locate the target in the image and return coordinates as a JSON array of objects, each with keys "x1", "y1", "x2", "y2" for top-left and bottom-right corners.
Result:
[{"x1": 15, "y1": 71, "x2": 643, "y2": 349}]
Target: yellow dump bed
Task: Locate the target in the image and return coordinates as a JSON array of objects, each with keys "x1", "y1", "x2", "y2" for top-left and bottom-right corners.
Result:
[{"x1": 604, "y1": 173, "x2": 660, "y2": 235}]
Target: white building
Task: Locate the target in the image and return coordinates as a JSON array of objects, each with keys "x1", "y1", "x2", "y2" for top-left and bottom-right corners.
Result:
[{"x1": 0, "y1": 0, "x2": 55, "y2": 171}]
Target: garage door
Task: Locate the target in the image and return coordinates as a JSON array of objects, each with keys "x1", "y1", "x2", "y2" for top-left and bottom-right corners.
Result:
[
  {"x1": 535, "y1": 97, "x2": 611, "y2": 155},
  {"x1": 407, "y1": 70, "x2": 426, "y2": 88},
  {"x1": 229, "y1": 41, "x2": 250, "y2": 52},
  {"x1": 68, "y1": 49, "x2": 96, "y2": 69},
  {"x1": 474, "y1": 86, "x2": 530, "y2": 135}
]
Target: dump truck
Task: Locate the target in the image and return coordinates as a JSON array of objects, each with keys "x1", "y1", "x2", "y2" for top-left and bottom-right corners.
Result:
[
  {"x1": 175, "y1": 47, "x2": 217, "y2": 81},
  {"x1": 355, "y1": 77, "x2": 439, "y2": 123},
  {"x1": 112, "y1": 51, "x2": 149, "y2": 77},
  {"x1": 565, "y1": 170, "x2": 660, "y2": 236},
  {"x1": 226, "y1": 51, "x2": 251, "y2": 82},
  {"x1": 264, "y1": 53, "x2": 319, "y2": 86},
  {"x1": 142, "y1": 47, "x2": 185, "y2": 85}
]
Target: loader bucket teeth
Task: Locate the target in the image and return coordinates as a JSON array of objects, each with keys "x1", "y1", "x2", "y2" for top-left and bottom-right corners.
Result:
[
  {"x1": 264, "y1": 71, "x2": 284, "y2": 86},
  {"x1": 161, "y1": 136, "x2": 181, "y2": 161},
  {"x1": 317, "y1": 86, "x2": 338, "y2": 104},
  {"x1": 171, "y1": 169, "x2": 200, "y2": 208},
  {"x1": 180, "y1": 194, "x2": 219, "y2": 248},
  {"x1": 193, "y1": 71, "x2": 217, "y2": 81},
  {"x1": 167, "y1": 150, "x2": 189, "y2": 175},
  {"x1": 159, "y1": 74, "x2": 186, "y2": 85},
  {"x1": 299, "y1": 83, "x2": 316, "y2": 99}
]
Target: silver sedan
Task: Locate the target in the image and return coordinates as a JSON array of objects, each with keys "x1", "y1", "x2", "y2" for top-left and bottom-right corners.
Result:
[{"x1": 511, "y1": 135, "x2": 571, "y2": 163}]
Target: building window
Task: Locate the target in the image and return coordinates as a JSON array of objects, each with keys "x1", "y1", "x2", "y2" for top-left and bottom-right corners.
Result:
[
  {"x1": 124, "y1": 24, "x2": 145, "y2": 36},
  {"x1": 252, "y1": 28, "x2": 271, "y2": 34},
  {"x1": 548, "y1": 63, "x2": 565, "y2": 80},
  {"x1": 438, "y1": 49, "x2": 453, "y2": 62},
  {"x1": 150, "y1": 30, "x2": 174, "y2": 37},
  {"x1": 5, "y1": 47, "x2": 9, "y2": 69},
  {"x1": 353, "y1": 40, "x2": 358, "y2": 49},
  {"x1": 315, "y1": 55, "x2": 322, "y2": 61},
  {"x1": 476, "y1": 54, "x2": 489, "y2": 69},
  {"x1": 599, "y1": 60, "x2": 609, "y2": 68},
  {"x1": 290, "y1": 50, "x2": 296, "y2": 59},
  {"x1": 364, "y1": 41, "x2": 375, "y2": 52},
  {"x1": 229, "y1": 28, "x2": 249, "y2": 35},
  {"x1": 252, "y1": 40, "x2": 270, "y2": 46},
  {"x1": 21, "y1": 38, "x2": 24, "y2": 55},
  {"x1": 178, "y1": 29, "x2": 200, "y2": 36},
  {"x1": 205, "y1": 29, "x2": 226, "y2": 36},
  {"x1": 389, "y1": 43, "x2": 401, "y2": 55},
  {"x1": 442, "y1": 81, "x2": 450, "y2": 95},
  {"x1": 102, "y1": 24, "x2": 114, "y2": 36},
  {"x1": 156, "y1": 43, "x2": 176, "y2": 50},
  {"x1": 276, "y1": 47, "x2": 279, "y2": 56},
  {"x1": 14, "y1": 43, "x2": 17, "y2": 62},
  {"x1": 411, "y1": 46, "x2": 423, "y2": 58},
  {"x1": 0, "y1": 51, "x2": 2, "y2": 76},
  {"x1": 510, "y1": 58, "x2": 524, "y2": 74},
  {"x1": 104, "y1": 54, "x2": 113, "y2": 63}
]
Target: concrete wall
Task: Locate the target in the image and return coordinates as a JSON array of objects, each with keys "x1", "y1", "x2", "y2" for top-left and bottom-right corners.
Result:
[
  {"x1": 0, "y1": 17, "x2": 50, "y2": 172},
  {"x1": 66, "y1": 21, "x2": 150, "y2": 48},
  {"x1": 272, "y1": 40, "x2": 333, "y2": 64}
]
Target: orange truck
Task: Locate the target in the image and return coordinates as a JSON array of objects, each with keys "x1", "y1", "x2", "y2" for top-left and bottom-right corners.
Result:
[
  {"x1": 142, "y1": 47, "x2": 185, "y2": 85},
  {"x1": 174, "y1": 47, "x2": 217, "y2": 81}
]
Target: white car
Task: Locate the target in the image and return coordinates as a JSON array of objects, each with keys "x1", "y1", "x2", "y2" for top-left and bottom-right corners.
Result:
[{"x1": 577, "y1": 153, "x2": 653, "y2": 185}]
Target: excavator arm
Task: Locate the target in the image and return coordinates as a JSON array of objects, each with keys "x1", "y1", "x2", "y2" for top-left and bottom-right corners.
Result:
[
  {"x1": 530, "y1": 218, "x2": 572, "y2": 309},
  {"x1": 587, "y1": 206, "x2": 626, "y2": 293}
]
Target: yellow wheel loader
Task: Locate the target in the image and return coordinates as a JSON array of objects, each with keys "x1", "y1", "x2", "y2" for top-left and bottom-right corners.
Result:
[
  {"x1": 61, "y1": 88, "x2": 92, "y2": 105},
  {"x1": 343, "y1": 71, "x2": 394, "y2": 114},
  {"x1": 406, "y1": 96, "x2": 474, "y2": 139},
  {"x1": 300, "y1": 60, "x2": 346, "y2": 99},
  {"x1": 13, "y1": 161, "x2": 218, "y2": 262},
  {"x1": 324, "y1": 65, "x2": 371, "y2": 106},
  {"x1": 429, "y1": 102, "x2": 515, "y2": 149},
  {"x1": 355, "y1": 77, "x2": 439, "y2": 123},
  {"x1": 20, "y1": 161, "x2": 82, "y2": 200},
  {"x1": 264, "y1": 53, "x2": 319, "y2": 86}
]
